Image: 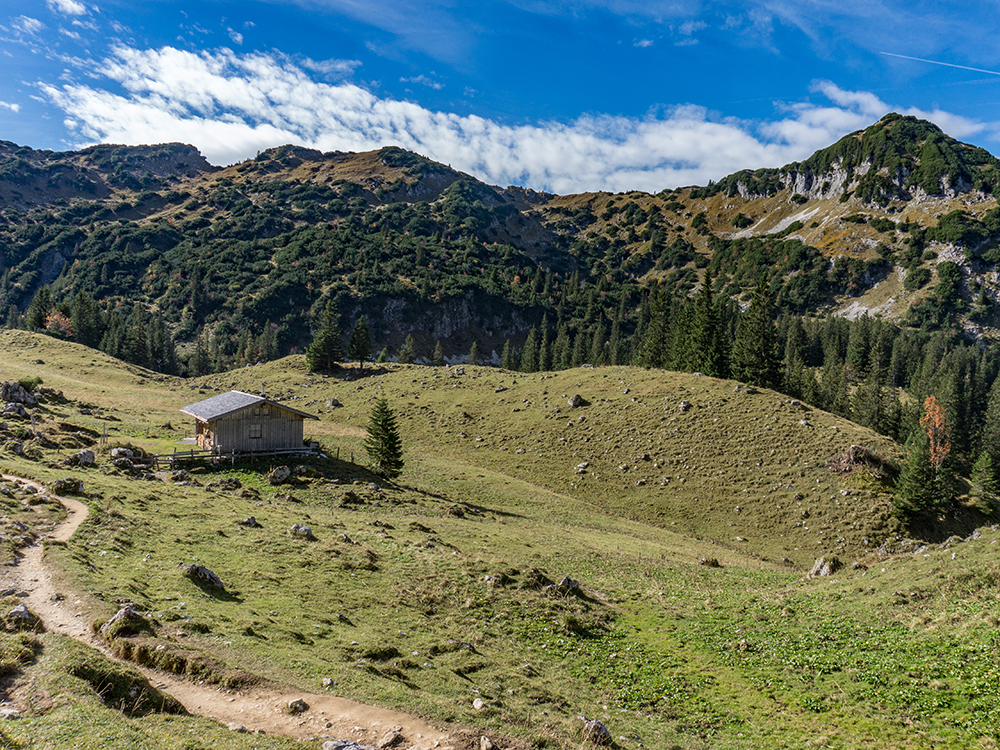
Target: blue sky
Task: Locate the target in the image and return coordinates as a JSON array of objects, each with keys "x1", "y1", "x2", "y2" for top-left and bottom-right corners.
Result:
[{"x1": 1, "y1": 0, "x2": 999, "y2": 193}]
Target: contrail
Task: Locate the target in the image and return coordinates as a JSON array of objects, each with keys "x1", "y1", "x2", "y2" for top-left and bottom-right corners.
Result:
[{"x1": 880, "y1": 51, "x2": 1000, "y2": 77}]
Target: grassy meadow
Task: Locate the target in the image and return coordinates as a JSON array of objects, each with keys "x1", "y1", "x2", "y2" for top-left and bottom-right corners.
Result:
[{"x1": 2, "y1": 329, "x2": 1000, "y2": 749}]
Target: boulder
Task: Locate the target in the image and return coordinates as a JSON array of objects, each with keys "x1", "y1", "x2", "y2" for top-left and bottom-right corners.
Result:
[
  {"x1": 110, "y1": 447, "x2": 134, "y2": 459},
  {"x1": 567, "y1": 394, "x2": 589, "y2": 408},
  {"x1": 287, "y1": 698, "x2": 308, "y2": 714},
  {"x1": 268, "y1": 466, "x2": 291, "y2": 485},
  {"x1": 582, "y1": 719, "x2": 612, "y2": 746},
  {"x1": 807, "y1": 557, "x2": 842, "y2": 578},
  {"x1": 6, "y1": 603, "x2": 43, "y2": 632},
  {"x1": 100, "y1": 604, "x2": 146, "y2": 636},
  {"x1": 290, "y1": 524, "x2": 315, "y2": 539},
  {"x1": 239, "y1": 516, "x2": 262, "y2": 528},
  {"x1": 2, "y1": 403, "x2": 28, "y2": 419},
  {"x1": 68, "y1": 449, "x2": 95, "y2": 467},
  {"x1": 678, "y1": 400, "x2": 692, "y2": 412},
  {"x1": 181, "y1": 563, "x2": 225, "y2": 590},
  {"x1": 557, "y1": 576, "x2": 580, "y2": 594},
  {"x1": 0, "y1": 382, "x2": 38, "y2": 406},
  {"x1": 377, "y1": 729, "x2": 403, "y2": 748},
  {"x1": 52, "y1": 477, "x2": 84, "y2": 495}
]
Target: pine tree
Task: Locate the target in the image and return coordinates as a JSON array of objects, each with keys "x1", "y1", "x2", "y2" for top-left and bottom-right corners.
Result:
[
  {"x1": 306, "y1": 301, "x2": 342, "y2": 373},
  {"x1": 468, "y1": 340, "x2": 480, "y2": 366},
  {"x1": 376, "y1": 347, "x2": 388, "y2": 363},
  {"x1": 397, "y1": 334, "x2": 416, "y2": 364},
  {"x1": 501, "y1": 339, "x2": 518, "y2": 370},
  {"x1": 894, "y1": 430, "x2": 939, "y2": 523},
  {"x1": 349, "y1": 315, "x2": 372, "y2": 367},
  {"x1": 520, "y1": 326, "x2": 539, "y2": 372},
  {"x1": 431, "y1": 340, "x2": 445, "y2": 367},
  {"x1": 71, "y1": 290, "x2": 103, "y2": 348},
  {"x1": 970, "y1": 451, "x2": 998, "y2": 510},
  {"x1": 364, "y1": 397, "x2": 404, "y2": 479},
  {"x1": 731, "y1": 276, "x2": 778, "y2": 388},
  {"x1": 26, "y1": 286, "x2": 53, "y2": 331}
]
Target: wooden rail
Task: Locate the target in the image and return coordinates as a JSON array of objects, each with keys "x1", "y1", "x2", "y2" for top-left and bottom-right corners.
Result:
[{"x1": 133, "y1": 446, "x2": 322, "y2": 470}]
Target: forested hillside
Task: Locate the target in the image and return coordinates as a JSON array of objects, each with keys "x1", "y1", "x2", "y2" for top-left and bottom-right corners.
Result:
[{"x1": 3, "y1": 114, "x2": 1000, "y2": 520}]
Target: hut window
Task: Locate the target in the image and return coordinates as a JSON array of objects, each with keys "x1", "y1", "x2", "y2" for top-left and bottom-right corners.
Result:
[{"x1": 249, "y1": 424, "x2": 262, "y2": 439}]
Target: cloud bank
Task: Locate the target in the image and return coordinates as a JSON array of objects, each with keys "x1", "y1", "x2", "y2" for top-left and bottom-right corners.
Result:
[{"x1": 41, "y1": 45, "x2": 992, "y2": 194}]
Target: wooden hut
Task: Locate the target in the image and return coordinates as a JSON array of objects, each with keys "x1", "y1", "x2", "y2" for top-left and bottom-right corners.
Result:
[{"x1": 180, "y1": 391, "x2": 318, "y2": 453}]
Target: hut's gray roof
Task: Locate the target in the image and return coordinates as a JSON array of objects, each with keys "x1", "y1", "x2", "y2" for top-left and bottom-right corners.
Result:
[{"x1": 179, "y1": 391, "x2": 318, "y2": 422}]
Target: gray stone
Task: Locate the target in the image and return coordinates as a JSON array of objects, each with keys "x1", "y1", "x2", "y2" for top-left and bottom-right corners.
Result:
[
  {"x1": 287, "y1": 698, "x2": 308, "y2": 714},
  {"x1": 269, "y1": 466, "x2": 291, "y2": 485},
  {"x1": 100, "y1": 604, "x2": 144, "y2": 635},
  {"x1": 2, "y1": 403, "x2": 28, "y2": 419},
  {"x1": 68, "y1": 449, "x2": 95, "y2": 467},
  {"x1": 473, "y1": 697, "x2": 485, "y2": 710},
  {"x1": 239, "y1": 516, "x2": 261, "y2": 528},
  {"x1": 52, "y1": 477, "x2": 83, "y2": 495},
  {"x1": 567, "y1": 394, "x2": 588, "y2": 408},
  {"x1": 0, "y1": 382, "x2": 38, "y2": 406},
  {"x1": 290, "y1": 524, "x2": 315, "y2": 539},
  {"x1": 807, "y1": 557, "x2": 842, "y2": 578},
  {"x1": 0, "y1": 707, "x2": 21, "y2": 720},
  {"x1": 678, "y1": 400, "x2": 692, "y2": 412},
  {"x1": 582, "y1": 719, "x2": 612, "y2": 746},
  {"x1": 110, "y1": 447, "x2": 134, "y2": 459},
  {"x1": 557, "y1": 576, "x2": 580, "y2": 594},
  {"x1": 377, "y1": 729, "x2": 403, "y2": 748},
  {"x1": 181, "y1": 563, "x2": 225, "y2": 590}
]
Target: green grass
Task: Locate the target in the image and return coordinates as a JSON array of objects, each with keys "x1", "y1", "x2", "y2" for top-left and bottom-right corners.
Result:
[{"x1": 2, "y1": 333, "x2": 1000, "y2": 748}]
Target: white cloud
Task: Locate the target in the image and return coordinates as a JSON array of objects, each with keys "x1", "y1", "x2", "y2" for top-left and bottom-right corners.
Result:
[
  {"x1": 300, "y1": 56, "x2": 362, "y2": 77},
  {"x1": 40, "y1": 46, "x2": 1000, "y2": 193},
  {"x1": 14, "y1": 16, "x2": 45, "y2": 35},
  {"x1": 47, "y1": 0, "x2": 88, "y2": 16},
  {"x1": 60, "y1": 27, "x2": 82, "y2": 40},
  {"x1": 401, "y1": 74, "x2": 444, "y2": 90},
  {"x1": 0, "y1": 101, "x2": 21, "y2": 113},
  {"x1": 634, "y1": 39, "x2": 653, "y2": 47},
  {"x1": 228, "y1": 28, "x2": 243, "y2": 45}
]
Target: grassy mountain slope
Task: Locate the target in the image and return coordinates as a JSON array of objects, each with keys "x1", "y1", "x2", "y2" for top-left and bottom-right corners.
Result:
[{"x1": 5, "y1": 334, "x2": 1000, "y2": 748}]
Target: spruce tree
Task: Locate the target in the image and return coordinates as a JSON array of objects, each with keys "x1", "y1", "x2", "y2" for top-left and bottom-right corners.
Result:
[
  {"x1": 431, "y1": 340, "x2": 444, "y2": 367},
  {"x1": 349, "y1": 315, "x2": 372, "y2": 367},
  {"x1": 364, "y1": 397, "x2": 404, "y2": 479},
  {"x1": 306, "y1": 301, "x2": 342, "y2": 373},
  {"x1": 468, "y1": 340, "x2": 480, "y2": 366},
  {"x1": 971, "y1": 451, "x2": 998, "y2": 509},
  {"x1": 501, "y1": 339, "x2": 518, "y2": 370},
  {"x1": 71, "y1": 290, "x2": 103, "y2": 348},
  {"x1": 731, "y1": 276, "x2": 778, "y2": 388},
  {"x1": 25, "y1": 286, "x2": 53, "y2": 331},
  {"x1": 520, "y1": 326, "x2": 539, "y2": 372},
  {"x1": 894, "y1": 430, "x2": 940, "y2": 523},
  {"x1": 397, "y1": 334, "x2": 416, "y2": 364}
]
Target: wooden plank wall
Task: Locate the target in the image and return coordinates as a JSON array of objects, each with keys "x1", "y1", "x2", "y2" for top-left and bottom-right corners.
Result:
[{"x1": 208, "y1": 403, "x2": 305, "y2": 452}]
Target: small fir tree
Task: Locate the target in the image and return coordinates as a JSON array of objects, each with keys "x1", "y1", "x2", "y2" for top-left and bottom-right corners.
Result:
[
  {"x1": 364, "y1": 397, "x2": 404, "y2": 479},
  {"x1": 397, "y1": 334, "x2": 416, "y2": 364},
  {"x1": 349, "y1": 315, "x2": 372, "y2": 367},
  {"x1": 376, "y1": 347, "x2": 388, "y2": 363},
  {"x1": 431, "y1": 340, "x2": 445, "y2": 367},
  {"x1": 468, "y1": 340, "x2": 480, "y2": 366},
  {"x1": 305, "y1": 301, "x2": 342, "y2": 373}
]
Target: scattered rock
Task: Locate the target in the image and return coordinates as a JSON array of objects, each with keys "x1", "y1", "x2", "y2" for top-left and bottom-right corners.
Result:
[
  {"x1": 0, "y1": 707, "x2": 21, "y2": 720},
  {"x1": 110, "y1": 447, "x2": 134, "y2": 459},
  {"x1": 67, "y1": 449, "x2": 95, "y2": 467},
  {"x1": 582, "y1": 718, "x2": 612, "y2": 746},
  {"x1": 678, "y1": 400, "x2": 692, "y2": 412},
  {"x1": 557, "y1": 576, "x2": 580, "y2": 595},
  {"x1": 472, "y1": 698, "x2": 485, "y2": 710},
  {"x1": 287, "y1": 698, "x2": 308, "y2": 714},
  {"x1": 377, "y1": 729, "x2": 403, "y2": 748},
  {"x1": 239, "y1": 516, "x2": 261, "y2": 528},
  {"x1": 480, "y1": 737, "x2": 495, "y2": 750},
  {"x1": 268, "y1": 466, "x2": 291, "y2": 485},
  {"x1": 325, "y1": 398, "x2": 343, "y2": 408},
  {"x1": 100, "y1": 604, "x2": 146, "y2": 636},
  {"x1": 51, "y1": 477, "x2": 83, "y2": 495},
  {"x1": 698, "y1": 557, "x2": 722, "y2": 568},
  {"x1": 290, "y1": 524, "x2": 315, "y2": 539},
  {"x1": 5, "y1": 603, "x2": 43, "y2": 632},
  {"x1": 322, "y1": 741, "x2": 375, "y2": 750},
  {"x1": 227, "y1": 723, "x2": 248, "y2": 733},
  {"x1": 575, "y1": 461, "x2": 589, "y2": 474},
  {"x1": 2, "y1": 403, "x2": 28, "y2": 419},
  {"x1": 0, "y1": 382, "x2": 38, "y2": 406},
  {"x1": 807, "y1": 557, "x2": 842, "y2": 578},
  {"x1": 181, "y1": 563, "x2": 225, "y2": 590},
  {"x1": 567, "y1": 394, "x2": 589, "y2": 408}
]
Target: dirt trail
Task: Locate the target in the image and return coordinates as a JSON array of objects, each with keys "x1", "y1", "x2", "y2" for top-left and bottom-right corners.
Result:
[{"x1": 2, "y1": 474, "x2": 458, "y2": 749}]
